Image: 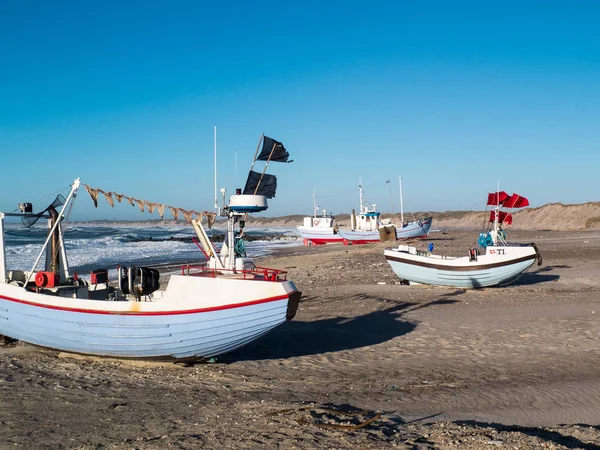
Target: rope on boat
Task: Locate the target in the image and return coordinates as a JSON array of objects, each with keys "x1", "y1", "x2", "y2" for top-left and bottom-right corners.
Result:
[
  {"x1": 531, "y1": 242, "x2": 543, "y2": 265},
  {"x1": 234, "y1": 237, "x2": 246, "y2": 257}
]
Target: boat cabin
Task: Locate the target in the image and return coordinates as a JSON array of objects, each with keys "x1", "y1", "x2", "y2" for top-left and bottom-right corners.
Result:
[
  {"x1": 351, "y1": 209, "x2": 380, "y2": 232},
  {"x1": 303, "y1": 214, "x2": 336, "y2": 229}
]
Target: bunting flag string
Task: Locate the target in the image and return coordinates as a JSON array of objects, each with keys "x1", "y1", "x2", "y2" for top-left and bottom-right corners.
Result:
[{"x1": 82, "y1": 184, "x2": 217, "y2": 227}]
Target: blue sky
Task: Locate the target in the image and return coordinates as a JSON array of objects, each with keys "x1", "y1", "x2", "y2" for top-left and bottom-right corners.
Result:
[{"x1": 1, "y1": 1, "x2": 598, "y2": 220}]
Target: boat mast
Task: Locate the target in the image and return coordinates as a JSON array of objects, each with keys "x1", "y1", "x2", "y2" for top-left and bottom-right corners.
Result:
[
  {"x1": 0, "y1": 213, "x2": 6, "y2": 283},
  {"x1": 214, "y1": 124, "x2": 218, "y2": 213},
  {"x1": 234, "y1": 150, "x2": 238, "y2": 190},
  {"x1": 399, "y1": 176, "x2": 404, "y2": 224},
  {"x1": 495, "y1": 181, "x2": 500, "y2": 230},
  {"x1": 25, "y1": 179, "x2": 81, "y2": 286},
  {"x1": 359, "y1": 178, "x2": 364, "y2": 214},
  {"x1": 491, "y1": 181, "x2": 500, "y2": 245},
  {"x1": 387, "y1": 179, "x2": 395, "y2": 223}
]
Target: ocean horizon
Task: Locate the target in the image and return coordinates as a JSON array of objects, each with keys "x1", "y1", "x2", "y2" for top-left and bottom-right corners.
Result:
[{"x1": 3, "y1": 221, "x2": 302, "y2": 280}]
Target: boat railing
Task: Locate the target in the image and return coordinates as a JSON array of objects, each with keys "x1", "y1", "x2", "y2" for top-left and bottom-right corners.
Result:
[{"x1": 180, "y1": 265, "x2": 288, "y2": 281}]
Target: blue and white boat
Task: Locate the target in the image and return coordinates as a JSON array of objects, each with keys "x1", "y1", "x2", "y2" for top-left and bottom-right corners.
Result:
[
  {"x1": 0, "y1": 178, "x2": 301, "y2": 361},
  {"x1": 384, "y1": 190, "x2": 541, "y2": 288},
  {"x1": 338, "y1": 179, "x2": 433, "y2": 245},
  {"x1": 393, "y1": 177, "x2": 433, "y2": 240},
  {"x1": 336, "y1": 182, "x2": 385, "y2": 245},
  {"x1": 395, "y1": 215, "x2": 433, "y2": 239}
]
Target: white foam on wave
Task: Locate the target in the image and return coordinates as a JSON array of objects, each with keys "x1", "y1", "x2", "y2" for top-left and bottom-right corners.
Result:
[
  {"x1": 6, "y1": 235, "x2": 204, "y2": 273},
  {"x1": 4, "y1": 224, "x2": 304, "y2": 273}
]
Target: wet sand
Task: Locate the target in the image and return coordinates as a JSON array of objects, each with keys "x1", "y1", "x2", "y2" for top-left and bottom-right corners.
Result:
[{"x1": 1, "y1": 229, "x2": 600, "y2": 449}]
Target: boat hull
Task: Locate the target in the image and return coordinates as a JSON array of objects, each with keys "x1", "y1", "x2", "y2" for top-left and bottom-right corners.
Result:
[
  {"x1": 396, "y1": 216, "x2": 433, "y2": 239},
  {"x1": 337, "y1": 216, "x2": 434, "y2": 244},
  {"x1": 0, "y1": 275, "x2": 301, "y2": 360},
  {"x1": 384, "y1": 244, "x2": 539, "y2": 288},
  {"x1": 337, "y1": 229, "x2": 381, "y2": 244},
  {"x1": 297, "y1": 226, "x2": 343, "y2": 245}
]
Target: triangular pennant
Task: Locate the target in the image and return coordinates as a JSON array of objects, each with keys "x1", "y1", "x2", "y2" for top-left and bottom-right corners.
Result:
[
  {"x1": 102, "y1": 191, "x2": 115, "y2": 208},
  {"x1": 169, "y1": 206, "x2": 179, "y2": 220},
  {"x1": 207, "y1": 212, "x2": 215, "y2": 229},
  {"x1": 135, "y1": 199, "x2": 145, "y2": 213},
  {"x1": 182, "y1": 209, "x2": 193, "y2": 223},
  {"x1": 84, "y1": 185, "x2": 99, "y2": 208}
]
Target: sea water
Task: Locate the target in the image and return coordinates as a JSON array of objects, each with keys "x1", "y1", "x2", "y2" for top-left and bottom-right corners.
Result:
[{"x1": 2, "y1": 222, "x2": 302, "y2": 277}]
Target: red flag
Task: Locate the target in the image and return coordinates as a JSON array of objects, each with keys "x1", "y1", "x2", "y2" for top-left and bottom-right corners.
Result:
[
  {"x1": 490, "y1": 211, "x2": 513, "y2": 225},
  {"x1": 503, "y1": 193, "x2": 529, "y2": 208},
  {"x1": 487, "y1": 191, "x2": 509, "y2": 206}
]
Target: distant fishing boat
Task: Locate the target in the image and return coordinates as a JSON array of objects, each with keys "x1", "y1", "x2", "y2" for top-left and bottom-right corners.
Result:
[
  {"x1": 337, "y1": 182, "x2": 394, "y2": 245},
  {"x1": 296, "y1": 194, "x2": 343, "y2": 245},
  {"x1": 384, "y1": 189, "x2": 541, "y2": 288},
  {"x1": 395, "y1": 177, "x2": 433, "y2": 239},
  {"x1": 0, "y1": 135, "x2": 301, "y2": 360},
  {"x1": 338, "y1": 178, "x2": 432, "y2": 244}
]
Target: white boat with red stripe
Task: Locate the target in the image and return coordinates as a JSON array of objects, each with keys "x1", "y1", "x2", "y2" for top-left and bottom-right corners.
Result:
[{"x1": 0, "y1": 179, "x2": 301, "y2": 361}]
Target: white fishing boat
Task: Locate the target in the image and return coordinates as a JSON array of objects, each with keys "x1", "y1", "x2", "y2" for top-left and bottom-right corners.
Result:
[
  {"x1": 338, "y1": 178, "x2": 432, "y2": 244},
  {"x1": 337, "y1": 182, "x2": 392, "y2": 245},
  {"x1": 296, "y1": 194, "x2": 343, "y2": 245},
  {"x1": 384, "y1": 190, "x2": 541, "y2": 288},
  {"x1": 395, "y1": 177, "x2": 433, "y2": 239},
  {"x1": 0, "y1": 136, "x2": 301, "y2": 361}
]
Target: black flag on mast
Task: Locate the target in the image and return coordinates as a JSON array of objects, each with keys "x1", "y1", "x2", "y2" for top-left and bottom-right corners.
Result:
[
  {"x1": 256, "y1": 136, "x2": 291, "y2": 162},
  {"x1": 243, "y1": 170, "x2": 277, "y2": 198}
]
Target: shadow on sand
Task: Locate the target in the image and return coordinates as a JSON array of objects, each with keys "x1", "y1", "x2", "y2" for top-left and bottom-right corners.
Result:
[
  {"x1": 225, "y1": 293, "x2": 461, "y2": 362},
  {"x1": 454, "y1": 421, "x2": 600, "y2": 450},
  {"x1": 366, "y1": 414, "x2": 600, "y2": 448},
  {"x1": 513, "y1": 264, "x2": 567, "y2": 286},
  {"x1": 292, "y1": 408, "x2": 600, "y2": 450}
]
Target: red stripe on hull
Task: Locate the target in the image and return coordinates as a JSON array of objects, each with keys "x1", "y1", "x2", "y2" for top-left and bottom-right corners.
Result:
[
  {"x1": 0, "y1": 292, "x2": 298, "y2": 316},
  {"x1": 304, "y1": 237, "x2": 344, "y2": 245},
  {"x1": 343, "y1": 238, "x2": 380, "y2": 245}
]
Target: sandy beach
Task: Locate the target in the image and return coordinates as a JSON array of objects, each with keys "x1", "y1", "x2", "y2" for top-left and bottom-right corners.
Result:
[{"x1": 2, "y1": 229, "x2": 600, "y2": 449}]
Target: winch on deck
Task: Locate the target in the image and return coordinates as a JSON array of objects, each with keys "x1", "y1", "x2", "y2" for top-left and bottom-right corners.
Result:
[{"x1": 118, "y1": 266, "x2": 160, "y2": 299}]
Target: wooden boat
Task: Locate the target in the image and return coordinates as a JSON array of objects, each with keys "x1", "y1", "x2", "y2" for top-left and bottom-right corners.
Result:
[
  {"x1": 0, "y1": 138, "x2": 301, "y2": 360},
  {"x1": 384, "y1": 190, "x2": 541, "y2": 288}
]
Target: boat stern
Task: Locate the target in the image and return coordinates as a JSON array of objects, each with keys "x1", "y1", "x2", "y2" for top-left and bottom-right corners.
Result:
[{"x1": 286, "y1": 289, "x2": 302, "y2": 321}]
